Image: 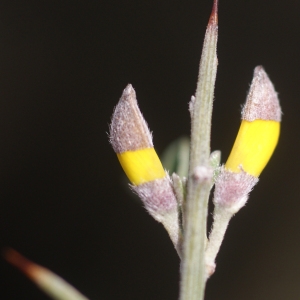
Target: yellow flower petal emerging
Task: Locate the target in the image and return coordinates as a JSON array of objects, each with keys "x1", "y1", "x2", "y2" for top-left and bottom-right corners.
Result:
[
  {"x1": 225, "y1": 120, "x2": 280, "y2": 176},
  {"x1": 117, "y1": 148, "x2": 166, "y2": 185},
  {"x1": 225, "y1": 66, "x2": 281, "y2": 177}
]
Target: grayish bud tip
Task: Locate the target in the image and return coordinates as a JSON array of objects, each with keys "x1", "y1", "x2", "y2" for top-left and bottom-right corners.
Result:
[
  {"x1": 242, "y1": 66, "x2": 282, "y2": 122},
  {"x1": 109, "y1": 84, "x2": 153, "y2": 153}
]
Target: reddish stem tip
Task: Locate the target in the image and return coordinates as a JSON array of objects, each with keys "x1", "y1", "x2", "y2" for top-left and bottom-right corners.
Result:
[
  {"x1": 3, "y1": 248, "x2": 33, "y2": 274},
  {"x1": 209, "y1": 0, "x2": 218, "y2": 25}
]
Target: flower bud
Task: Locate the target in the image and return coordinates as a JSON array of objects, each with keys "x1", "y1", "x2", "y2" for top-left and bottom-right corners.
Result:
[
  {"x1": 214, "y1": 66, "x2": 281, "y2": 213},
  {"x1": 109, "y1": 85, "x2": 181, "y2": 254},
  {"x1": 206, "y1": 68, "x2": 282, "y2": 274},
  {"x1": 225, "y1": 66, "x2": 281, "y2": 177}
]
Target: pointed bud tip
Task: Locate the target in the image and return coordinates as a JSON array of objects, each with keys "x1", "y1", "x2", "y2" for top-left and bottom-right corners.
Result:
[
  {"x1": 109, "y1": 85, "x2": 152, "y2": 153},
  {"x1": 253, "y1": 66, "x2": 270, "y2": 84},
  {"x1": 123, "y1": 83, "x2": 134, "y2": 96},
  {"x1": 242, "y1": 66, "x2": 281, "y2": 122},
  {"x1": 209, "y1": 0, "x2": 218, "y2": 25},
  {"x1": 120, "y1": 84, "x2": 136, "y2": 102}
]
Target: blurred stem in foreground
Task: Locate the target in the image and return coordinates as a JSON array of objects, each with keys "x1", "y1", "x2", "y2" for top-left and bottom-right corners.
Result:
[{"x1": 3, "y1": 248, "x2": 89, "y2": 300}]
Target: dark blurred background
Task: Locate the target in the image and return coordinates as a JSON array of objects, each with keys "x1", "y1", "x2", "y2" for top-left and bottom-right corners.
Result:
[{"x1": 0, "y1": 0, "x2": 298, "y2": 299}]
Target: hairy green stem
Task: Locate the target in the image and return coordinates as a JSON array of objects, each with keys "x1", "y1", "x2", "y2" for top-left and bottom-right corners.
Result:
[{"x1": 179, "y1": 1, "x2": 218, "y2": 299}]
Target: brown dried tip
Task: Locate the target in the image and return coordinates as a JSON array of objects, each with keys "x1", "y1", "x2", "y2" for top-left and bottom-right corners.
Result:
[
  {"x1": 242, "y1": 66, "x2": 282, "y2": 122},
  {"x1": 208, "y1": 0, "x2": 218, "y2": 26},
  {"x1": 3, "y1": 248, "x2": 37, "y2": 280},
  {"x1": 109, "y1": 84, "x2": 153, "y2": 153}
]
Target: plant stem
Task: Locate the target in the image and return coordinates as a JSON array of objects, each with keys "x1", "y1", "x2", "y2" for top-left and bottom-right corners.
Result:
[
  {"x1": 205, "y1": 206, "x2": 232, "y2": 278},
  {"x1": 179, "y1": 1, "x2": 218, "y2": 300}
]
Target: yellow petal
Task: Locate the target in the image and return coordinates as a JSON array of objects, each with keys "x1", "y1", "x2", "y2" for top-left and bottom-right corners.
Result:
[
  {"x1": 117, "y1": 148, "x2": 166, "y2": 185},
  {"x1": 225, "y1": 120, "x2": 280, "y2": 176}
]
